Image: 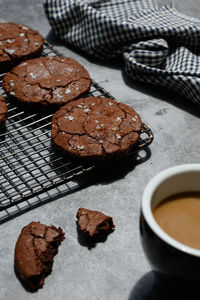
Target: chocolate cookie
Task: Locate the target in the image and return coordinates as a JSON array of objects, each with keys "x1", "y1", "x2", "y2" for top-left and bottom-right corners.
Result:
[
  {"x1": 0, "y1": 22, "x2": 44, "y2": 70},
  {"x1": 14, "y1": 221, "x2": 65, "y2": 292},
  {"x1": 51, "y1": 97, "x2": 142, "y2": 160},
  {"x1": 76, "y1": 208, "x2": 115, "y2": 237},
  {"x1": 3, "y1": 57, "x2": 91, "y2": 106},
  {"x1": 0, "y1": 95, "x2": 8, "y2": 124}
]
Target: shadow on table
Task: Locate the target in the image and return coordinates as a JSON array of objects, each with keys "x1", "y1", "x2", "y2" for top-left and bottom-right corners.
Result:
[
  {"x1": 76, "y1": 221, "x2": 114, "y2": 250},
  {"x1": 129, "y1": 271, "x2": 200, "y2": 300},
  {"x1": 122, "y1": 74, "x2": 200, "y2": 119},
  {"x1": 75, "y1": 147, "x2": 151, "y2": 187},
  {"x1": 46, "y1": 30, "x2": 200, "y2": 119},
  {"x1": 45, "y1": 30, "x2": 124, "y2": 72},
  {"x1": 0, "y1": 183, "x2": 82, "y2": 225},
  {"x1": 0, "y1": 146, "x2": 151, "y2": 225}
]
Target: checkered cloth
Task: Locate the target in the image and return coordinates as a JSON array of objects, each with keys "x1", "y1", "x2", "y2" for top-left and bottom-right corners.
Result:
[{"x1": 44, "y1": 0, "x2": 200, "y2": 105}]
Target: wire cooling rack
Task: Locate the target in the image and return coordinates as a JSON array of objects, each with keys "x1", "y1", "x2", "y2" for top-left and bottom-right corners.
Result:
[{"x1": 0, "y1": 41, "x2": 153, "y2": 215}]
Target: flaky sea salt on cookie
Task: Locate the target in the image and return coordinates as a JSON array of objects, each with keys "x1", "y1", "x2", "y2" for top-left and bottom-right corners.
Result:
[
  {"x1": 3, "y1": 56, "x2": 91, "y2": 106},
  {"x1": 0, "y1": 22, "x2": 44, "y2": 70},
  {"x1": 51, "y1": 97, "x2": 142, "y2": 160}
]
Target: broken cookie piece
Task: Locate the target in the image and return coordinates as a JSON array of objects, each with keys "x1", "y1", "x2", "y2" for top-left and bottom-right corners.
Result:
[
  {"x1": 14, "y1": 221, "x2": 65, "y2": 292},
  {"x1": 76, "y1": 208, "x2": 115, "y2": 238}
]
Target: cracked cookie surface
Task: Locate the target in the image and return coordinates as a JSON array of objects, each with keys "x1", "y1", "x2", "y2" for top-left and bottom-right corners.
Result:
[
  {"x1": 51, "y1": 97, "x2": 142, "y2": 160},
  {"x1": 77, "y1": 208, "x2": 115, "y2": 237},
  {"x1": 3, "y1": 56, "x2": 91, "y2": 106},
  {"x1": 0, "y1": 95, "x2": 8, "y2": 124},
  {"x1": 0, "y1": 22, "x2": 43, "y2": 70},
  {"x1": 14, "y1": 221, "x2": 65, "y2": 292}
]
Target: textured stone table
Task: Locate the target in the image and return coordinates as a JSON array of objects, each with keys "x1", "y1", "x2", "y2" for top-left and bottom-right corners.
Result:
[{"x1": 0, "y1": 1, "x2": 200, "y2": 300}]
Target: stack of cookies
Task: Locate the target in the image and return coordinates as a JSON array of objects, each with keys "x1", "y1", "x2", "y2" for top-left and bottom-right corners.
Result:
[{"x1": 1, "y1": 22, "x2": 142, "y2": 161}]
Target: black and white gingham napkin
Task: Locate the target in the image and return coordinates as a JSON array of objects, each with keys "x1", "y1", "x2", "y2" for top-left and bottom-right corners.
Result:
[{"x1": 44, "y1": 0, "x2": 200, "y2": 105}]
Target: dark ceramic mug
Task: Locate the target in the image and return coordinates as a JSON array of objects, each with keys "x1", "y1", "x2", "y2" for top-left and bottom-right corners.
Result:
[{"x1": 140, "y1": 164, "x2": 200, "y2": 282}]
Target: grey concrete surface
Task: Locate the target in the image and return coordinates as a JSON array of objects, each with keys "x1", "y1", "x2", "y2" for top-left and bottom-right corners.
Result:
[{"x1": 0, "y1": 1, "x2": 200, "y2": 300}]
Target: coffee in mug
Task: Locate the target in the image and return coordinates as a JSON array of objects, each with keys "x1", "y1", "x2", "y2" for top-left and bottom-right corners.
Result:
[{"x1": 153, "y1": 192, "x2": 200, "y2": 250}]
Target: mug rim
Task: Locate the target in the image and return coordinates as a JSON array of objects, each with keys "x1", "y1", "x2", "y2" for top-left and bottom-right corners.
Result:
[{"x1": 142, "y1": 163, "x2": 200, "y2": 258}]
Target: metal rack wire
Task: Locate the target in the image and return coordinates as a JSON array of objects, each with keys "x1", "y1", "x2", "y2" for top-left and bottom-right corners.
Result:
[{"x1": 0, "y1": 41, "x2": 153, "y2": 214}]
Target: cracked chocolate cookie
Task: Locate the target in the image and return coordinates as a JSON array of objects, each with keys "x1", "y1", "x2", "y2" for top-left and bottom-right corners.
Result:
[
  {"x1": 3, "y1": 56, "x2": 91, "y2": 106},
  {"x1": 51, "y1": 97, "x2": 142, "y2": 160},
  {"x1": 0, "y1": 95, "x2": 8, "y2": 124},
  {"x1": 0, "y1": 22, "x2": 44, "y2": 70},
  {"x1": 14, "y1": 221, "x2": 65, "y2": 292},
  {"x1": 77, "y1": 208, "x2": 115, "y2": 237}
]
